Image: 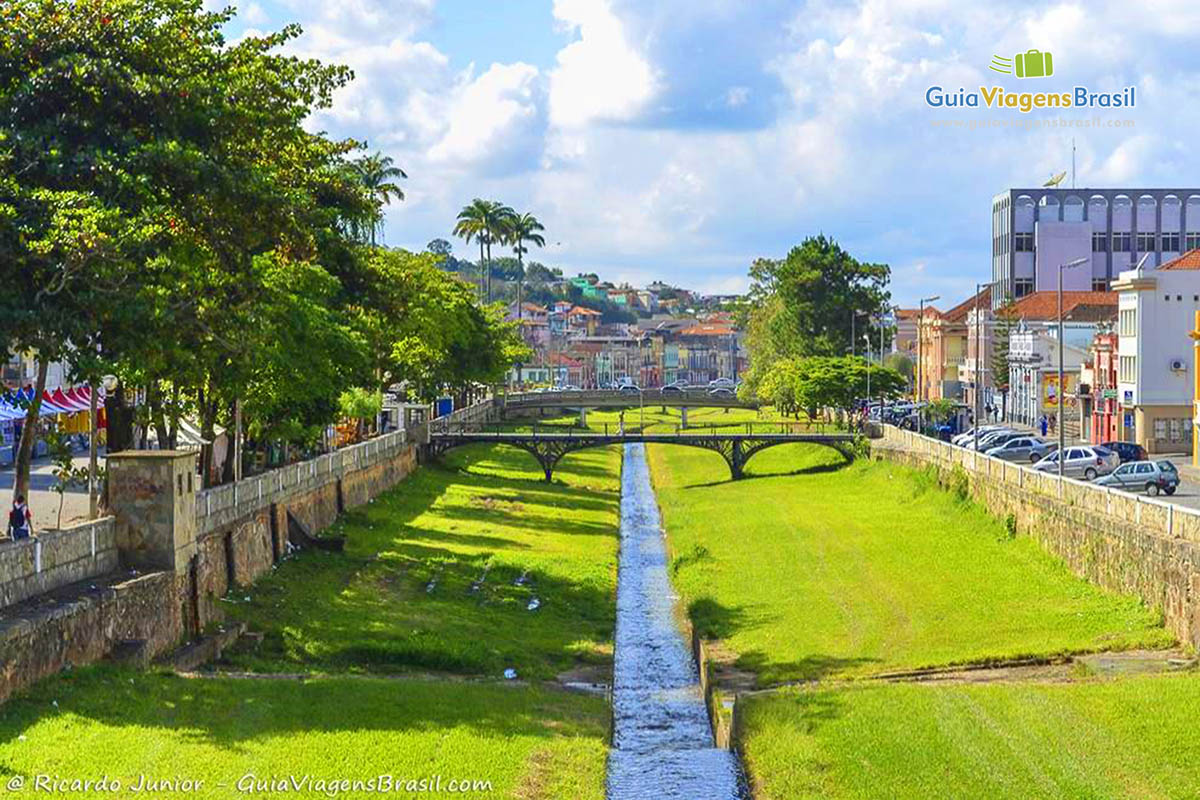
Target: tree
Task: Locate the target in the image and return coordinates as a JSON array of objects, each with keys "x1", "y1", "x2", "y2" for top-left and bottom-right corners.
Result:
[
  {"x1": 453, "y1": 199, "x2": 514, "y2": 302},
  {"x1": 353, "y1": 151, "x2": 406, "y2": 245},
  {"x1": 338, "y1": 387, "x2": 383, "y2": 442},
  {"x1": 745, "y1": 236, "x2": 891, "y2": 364},
  {"x1": 507, "y1": 212, "x2": 546, "y2": 320},
  {"x1": 427, "y1": 238, "x2": 453, "y2": 257}
]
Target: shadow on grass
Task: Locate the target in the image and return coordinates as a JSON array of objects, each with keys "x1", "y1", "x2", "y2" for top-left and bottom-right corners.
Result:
[
  {"x1": 688, "y1": 596, "x2": 878, "y2": 684},
  {"x1": 682, "y1": 455, "x2": 853, "y2": 489},
  {"x1": 0, "y1": 666, "x2": 607, "y2": 754}
]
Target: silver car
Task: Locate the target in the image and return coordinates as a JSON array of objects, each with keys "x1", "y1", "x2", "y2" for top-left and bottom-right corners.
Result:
[
  {"x1": 1032, "y1": 445, "x2": 1119, "y2": 480},
  {"x1": 1094, "y1": 459, "x2": 1180, "y2": 496},
  {"x1": 984, "y1": 436, "x2": 1057, "y2": 463}
]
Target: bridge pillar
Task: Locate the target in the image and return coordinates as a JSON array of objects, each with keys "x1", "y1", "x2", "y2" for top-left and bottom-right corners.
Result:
[
  {"x1": 730, "y1": 440, "x2": 744, "y2": 479},
  {"x1": 680, "y1": 407, "x2": 689, "y2": 429},
  {"x1": 579, "y1": 407, "x2": 587, "y2": 428}
]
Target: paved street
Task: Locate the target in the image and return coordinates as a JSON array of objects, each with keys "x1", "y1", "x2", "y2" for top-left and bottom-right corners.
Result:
[{"x1": 0, "y1": 451, "x2": 101, "y2": 532}]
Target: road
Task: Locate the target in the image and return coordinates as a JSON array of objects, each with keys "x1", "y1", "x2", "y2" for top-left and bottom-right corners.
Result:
[{"x1": 0, "y1": 451, "x2": 101, "y2": 532}]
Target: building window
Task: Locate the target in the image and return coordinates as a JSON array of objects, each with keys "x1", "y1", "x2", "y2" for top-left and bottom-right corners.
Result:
[
  {"x1": 1014, "y1": 278, "x2": 1034, "y2": 297},
  {"x1": 1092, "y1": 278, "x2": 1109, "y2": 292},
  {"x1": 1014, "y1": 233, "x2": 1035, "y2": 252},
  {"x1": 1112, "y1": 232, "x2": 1132, "y2": 252},
  {"x1": 1162, "y1": 232, "x2": 1181, "y2": 252},
  {"x1": 1136, "y1": 231, "x2": 1156, "y2": 252},
  {"x1": 1119, "y1": 354, "x2": 1136, "y2": 383},
  {"x1": 1187, "y1": 232, "x2": 1200, "y2": 251},
  {"x1": 1119, "y1": 308, "x2": 1136, "y2": 337},
  {"x1": 1091, "y1": 232, "x2": 1108, "y2": 252}
]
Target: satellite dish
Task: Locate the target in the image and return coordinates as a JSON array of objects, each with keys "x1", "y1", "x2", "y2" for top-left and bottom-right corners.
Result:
[{"x1": 1043, "y1": 171, "x2": 1067, "y2": 187}]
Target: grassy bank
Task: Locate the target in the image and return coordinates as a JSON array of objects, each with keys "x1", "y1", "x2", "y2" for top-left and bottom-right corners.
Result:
[
  {"x1": 646, "y1": 441, "x2": 1171, "y2": 684},
  {"x1": 0, "y1": 666, "x2": 607, "y2": 800},
  {"x1": 740, "y1": 673, "x2": 1200, "y2": 800},
  {"x1": 225, "y1": 442, "x2": 621, "y2": 680}
]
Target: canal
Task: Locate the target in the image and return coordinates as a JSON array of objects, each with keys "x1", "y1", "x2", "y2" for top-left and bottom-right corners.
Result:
[{"x1": 606, "y1": 443, "x2": 743, "y2": 799}]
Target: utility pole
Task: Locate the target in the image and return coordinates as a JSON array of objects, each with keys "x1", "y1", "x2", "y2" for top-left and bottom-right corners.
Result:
[
  {"x1": 973, "y1": 283, "x2": 984, "y2": 453},
  {"x1": 916, "y1": 295, "x2": 940, "y2": 433},
  {"x1": 1057, "y1": 257, "x2": 1088, "y2": 476}
]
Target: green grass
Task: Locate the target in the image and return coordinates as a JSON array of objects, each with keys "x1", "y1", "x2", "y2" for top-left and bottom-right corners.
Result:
[
  {"x1": 0, "y1": 666, "x2": 607, "y2": 800},
  {"x1": 646, "y1": 442, "x2": 1172, "y2": 684},
  {"x1": 740, "y1": 673, "x2": 1200, "y2": 800},
  {"x1": 225, "y1": 443, "x2": 622, "y2": 680}
]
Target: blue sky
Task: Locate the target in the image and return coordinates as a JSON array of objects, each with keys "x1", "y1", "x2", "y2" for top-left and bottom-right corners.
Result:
[{"x1": 217, "y1": 0, "x2": 1200, "y2": 307}]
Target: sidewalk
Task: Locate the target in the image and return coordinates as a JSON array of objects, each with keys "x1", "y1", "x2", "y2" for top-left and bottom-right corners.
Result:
[{"x1": 0, "y1": 451, "x2": 100, "y2": 532}]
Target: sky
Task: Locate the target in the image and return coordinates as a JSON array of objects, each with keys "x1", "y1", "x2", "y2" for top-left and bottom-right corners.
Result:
[{"x1": 213, "y1": 0, "x2": 1200, "y2": 307}]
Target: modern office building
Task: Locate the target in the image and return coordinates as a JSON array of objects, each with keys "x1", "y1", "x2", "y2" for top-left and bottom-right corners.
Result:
[{"x1": 991, "y1": 188, "x2": 1200, "y2": 307}]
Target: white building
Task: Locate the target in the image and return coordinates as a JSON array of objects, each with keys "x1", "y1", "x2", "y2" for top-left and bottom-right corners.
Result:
[
  {"x1": 1111, "y1": 250, "x2": 1200, "y2": 454},
  {"x1": 1008, "y1": 323, "x2": 1091, "y2": 429}
]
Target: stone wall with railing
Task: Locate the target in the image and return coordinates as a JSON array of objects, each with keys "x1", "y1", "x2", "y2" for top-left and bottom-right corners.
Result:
[
  {"x1": 195, "y1": 429, "x2": 411, "y2": 536},
  {"x1": 875, "y1": 426, "x2": 1200, "y2": 646},
  {"x1": 0, "y1": 518, "x2": 118, "y2": 611}
]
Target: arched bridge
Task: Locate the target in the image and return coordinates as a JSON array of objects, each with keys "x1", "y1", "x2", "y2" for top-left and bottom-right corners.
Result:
[
  {"x1": 501, "y1": 388, "x2": 757, "y2": 412},
  {"x1": 426, "y1": 424, "x2": 860, "y2": 481}
]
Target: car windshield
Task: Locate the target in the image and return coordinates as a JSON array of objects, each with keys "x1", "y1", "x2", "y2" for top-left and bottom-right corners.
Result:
[
  {"x1": 1093, "y1": 446, "x2": 1113, "y2": 456},
  {"x1": 1157, "y1": 460, "x2": 1178, "y2": 473}
]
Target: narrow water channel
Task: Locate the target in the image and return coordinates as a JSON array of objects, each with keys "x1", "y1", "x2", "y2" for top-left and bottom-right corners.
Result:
[{"x1": 607, "y1": 443, "x2": 744, "y2": 799}]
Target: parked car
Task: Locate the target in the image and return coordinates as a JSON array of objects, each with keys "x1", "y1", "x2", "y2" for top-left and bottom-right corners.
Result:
[
  {"x1": 969, "y1": 429, "x2": 1021, "y2": 451},
  {"x1": 1100, "y1": 441, "x2": 1149, "y2": 464},
  {"x1": 984, "y1": 436, "x2": 1057, "y2": 463},
  {"x1": 661, "y1": 384, "x2": 684, "y2": 394},
  {"x1": 1094, "y1": 459, "x2": 1179, "y2": 496},
  {"x1": 557, "y1": 384, "x2": 582, "y2": 392},
  {"x1": 708, "y1": 387, "x2": 734, "y2": 398},
  {"x1": 953, "y1": 425, "x2": 1007, "y2": 447},
  {"x1": 1032, "y1": 445, "x2": 1119, "y2": 480},
  {"x1": 618, "y1": 384, "x2": 641, "y2": 395},
  {"x1": 708, "y1": 378, "x2": 736, "y2": 389}
]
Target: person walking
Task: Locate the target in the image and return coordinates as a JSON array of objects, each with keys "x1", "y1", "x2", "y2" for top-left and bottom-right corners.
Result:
[
  {"x1": 8, "y1": 495, "x2": 32, "y2": 541},
  {"x1": 1039, "y1": 414, "x2": 1048, "y2": 437}
]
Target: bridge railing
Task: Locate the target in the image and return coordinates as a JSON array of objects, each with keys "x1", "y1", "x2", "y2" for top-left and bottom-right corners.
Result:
[
  {"x1": 503, "y1": 388, "x2": 752, "y2": 406},
  {"x1": 430, "y1": 419, "x2": 857, "y2": 438}
]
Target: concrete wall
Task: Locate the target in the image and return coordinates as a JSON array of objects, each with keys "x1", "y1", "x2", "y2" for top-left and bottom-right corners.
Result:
[
  {"x1": 876, "y1": 426, "x2": 1200, "y2": 647},
  {"x1": 0, "y1": 518, "x2": 118, "y2": 611}
]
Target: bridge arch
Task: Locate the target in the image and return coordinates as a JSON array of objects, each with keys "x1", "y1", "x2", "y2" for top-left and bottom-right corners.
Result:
[{"x1": 427, "y1": 434, "x2": 858, "y2": 482}]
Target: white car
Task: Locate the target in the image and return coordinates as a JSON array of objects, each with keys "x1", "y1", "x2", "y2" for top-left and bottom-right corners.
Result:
[
  {"x1": 953, "y1": 425, "x2": 1007, "y2": 447},
  {"x1": 708, "y1": 378, "x2": 736, "y2": 389}
]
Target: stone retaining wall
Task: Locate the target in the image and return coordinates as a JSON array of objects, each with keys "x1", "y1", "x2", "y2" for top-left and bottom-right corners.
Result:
[
  {"x1": 0, "y1": 518, "x2": 118, "y2": 611},
  {"x1": 875, "y1": 427, "x2": 1200, "y2": 646}
]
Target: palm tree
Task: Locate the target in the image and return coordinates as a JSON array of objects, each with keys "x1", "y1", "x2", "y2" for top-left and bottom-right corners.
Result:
[
  {"x1": 454, "y1": 199, "x2": 513, "y2": 302},
  {"x1": 354, "y1": 152, "x2": 407, "y2": 245},
  {"x1": 507, "y1": 212, "x2": 546, "y2": 323}
]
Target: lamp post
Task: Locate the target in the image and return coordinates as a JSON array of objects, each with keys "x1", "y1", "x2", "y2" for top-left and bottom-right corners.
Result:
[
  {"x1": 1057, "y1": 257, "x2": 1089, "y2": 476},
  {"x1": 973, "y1": 282, "x2": 985, "y2": 454},
  {"x1": 917, "y1": 295, "x2": 940, "y2": 433}
]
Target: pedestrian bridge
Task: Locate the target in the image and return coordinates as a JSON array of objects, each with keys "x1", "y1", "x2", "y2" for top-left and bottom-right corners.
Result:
[
  {"x1": 426, "y1": 422, "x2": 861, "y2": 481},
  {"x1": 501, "y1": 388, "x2": 757, "y2": 412}
]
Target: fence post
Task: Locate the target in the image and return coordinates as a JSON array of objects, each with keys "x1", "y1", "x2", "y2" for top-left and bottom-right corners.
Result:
[{"x1": 34, "y1": 538, "x2": 42, "y2": 574}]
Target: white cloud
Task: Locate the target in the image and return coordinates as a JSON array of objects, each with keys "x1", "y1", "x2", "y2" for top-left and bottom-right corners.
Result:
[
  {"x1": 428, "y1": 63, "x2": 544, "y2": 171},
  {"x1": 548, "y1": 0, "x2": 659, "y2": 128}
]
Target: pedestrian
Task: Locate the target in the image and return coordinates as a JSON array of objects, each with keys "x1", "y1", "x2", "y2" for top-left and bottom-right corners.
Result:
[
  {"x1": 1039, "y1": 415, "x2": 1048, "y2": 437},
  {"x1": 7, "y1": 494, "x2": 32, "y2": 541},
  {"x1": 1049, "y1": 414, "x2": 1056, "y2": 434}
]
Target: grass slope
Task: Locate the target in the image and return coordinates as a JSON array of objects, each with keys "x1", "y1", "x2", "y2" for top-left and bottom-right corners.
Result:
[
  {"x1": 740, "y1": 673, "x2": 1200, "y2": 800},
  {"x1": 647, "y1": 441, "x2": 1171, "y2": 684},
  {"x1": 225, "y1": 443, "x2": 621, "y2": 680},
  {"x1": 0, "y1": 667, "x2": 607, "y2": 800}
]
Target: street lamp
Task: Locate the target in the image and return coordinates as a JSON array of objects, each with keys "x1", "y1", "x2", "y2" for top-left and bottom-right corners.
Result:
[
  {"x1": 864, "y1": 332, "x2": 872, "y2": 420},
  {"x1": 917, "y1": 295, "x2": 940, "y2": 433},
  {"x1": 973, "y1": 282, "x2": 986, "y2": 454},
  {"x1": 1057, "y1": 256, "x2": 1089, "y2": 477}
]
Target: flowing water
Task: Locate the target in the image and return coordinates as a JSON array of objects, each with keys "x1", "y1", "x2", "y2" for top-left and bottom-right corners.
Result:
[{"x1": 606, "y1": 443, "x2": 744, "y2": 799}]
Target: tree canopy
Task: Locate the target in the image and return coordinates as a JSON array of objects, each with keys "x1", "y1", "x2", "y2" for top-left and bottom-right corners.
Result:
[{"x1": 0, "y1": 0, "x2": 526, "y2": 490}]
